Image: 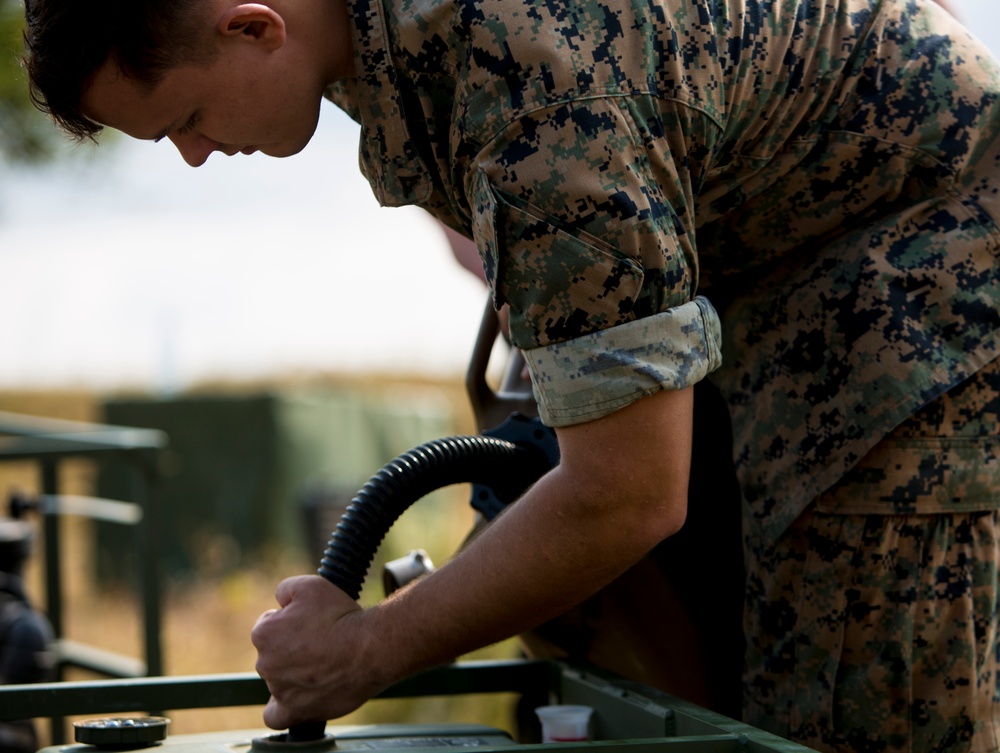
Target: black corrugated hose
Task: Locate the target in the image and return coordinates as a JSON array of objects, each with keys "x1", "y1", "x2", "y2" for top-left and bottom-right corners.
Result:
[
  {"x1": 286, "y1": 432, "x2": 552, "y2": 743},
  {"x1": 317, "y1": 433, "x2": 553, "y2": 600}
]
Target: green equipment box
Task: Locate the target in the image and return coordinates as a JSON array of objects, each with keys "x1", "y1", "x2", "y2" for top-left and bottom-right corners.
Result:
[{"x1": 1, "y1": 659, "x2": 820, "y2": 753}]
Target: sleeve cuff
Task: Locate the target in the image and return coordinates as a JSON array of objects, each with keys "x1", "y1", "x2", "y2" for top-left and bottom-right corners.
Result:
[{"x1": 523, "y1": 297, "x2": 723, "y2": 427}]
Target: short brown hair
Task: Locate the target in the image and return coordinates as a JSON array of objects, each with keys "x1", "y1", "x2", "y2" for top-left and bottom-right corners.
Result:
[{"x1": 22, "y1": 0, "x2": 214, "y2": 140}]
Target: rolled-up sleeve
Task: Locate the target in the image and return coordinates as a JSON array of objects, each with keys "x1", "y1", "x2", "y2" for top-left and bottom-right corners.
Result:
[
  {"x1": 469, "y1": 96, "x2": 721, "y2": 426},
  {"x1": 524, "y1": 297, "x2": 721, "y2": 426}
]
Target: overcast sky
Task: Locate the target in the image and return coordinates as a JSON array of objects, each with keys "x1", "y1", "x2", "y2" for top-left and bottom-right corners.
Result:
[
  {"x1": 0, "y1": 105, "x2": 489, "y2": 392},
  {"x1": 0, "y1": 0, "x2": 997, "y2": 393}
]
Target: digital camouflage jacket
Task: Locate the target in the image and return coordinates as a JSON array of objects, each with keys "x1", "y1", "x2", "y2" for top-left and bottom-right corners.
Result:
[{"x1": 326, "y1": 0, "x2": 1000, "y2": 548}]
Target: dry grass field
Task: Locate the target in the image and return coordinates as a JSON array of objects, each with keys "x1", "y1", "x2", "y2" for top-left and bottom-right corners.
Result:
[{"x1": 0, "y1": 378, "x2": 524, "y2": 746}]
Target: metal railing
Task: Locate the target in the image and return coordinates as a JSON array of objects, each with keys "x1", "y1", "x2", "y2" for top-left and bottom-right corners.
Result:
[{"x1": 0, "y1": 410, "x2": 168, "y2": 742}]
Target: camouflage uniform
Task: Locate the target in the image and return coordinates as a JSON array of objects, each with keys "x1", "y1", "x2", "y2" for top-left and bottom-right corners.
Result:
[
  {"x1": 746, "y1": 357, "x2": 1000, "y2": 751},
  {"x1": 326, "y1": 0, "x2": 1000, "y2": 748}
]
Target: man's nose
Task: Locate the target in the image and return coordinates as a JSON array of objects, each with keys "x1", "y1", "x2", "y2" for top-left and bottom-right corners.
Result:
[{"x1": 167, "y1": 132, "x2": 219, "y2": 167}]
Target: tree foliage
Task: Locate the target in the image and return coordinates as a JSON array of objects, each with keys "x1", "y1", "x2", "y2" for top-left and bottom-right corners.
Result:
[{"x1": 0, "y1": 0, "x2": 63, "y2": 163}]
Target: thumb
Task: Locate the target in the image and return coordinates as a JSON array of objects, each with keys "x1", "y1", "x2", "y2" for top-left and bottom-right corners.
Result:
[
  {"x1": 273, "y1": 574, "x2": 317, "y2": 608},
  {"x1": 263, "y1": 695, "x2": 294, "y2": 731}
]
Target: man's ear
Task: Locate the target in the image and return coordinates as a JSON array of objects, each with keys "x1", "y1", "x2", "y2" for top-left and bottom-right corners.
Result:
[{"x1": 216, "y1": 3, "x2": 287, "y2": 51}]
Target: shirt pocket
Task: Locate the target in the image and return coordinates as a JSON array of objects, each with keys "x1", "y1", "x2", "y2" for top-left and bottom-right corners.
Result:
[
  {"x1": 814, "y1": 358, "x2": 1000, "y2": 515},
  {"x1": 470, "y1": 170, "x2": 644, "y2": 350}
]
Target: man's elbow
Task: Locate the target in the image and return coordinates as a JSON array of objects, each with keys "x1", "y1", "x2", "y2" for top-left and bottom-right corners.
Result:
[
  {"x1": 557, "y1": 460, "x2": 690, "y2": 549},
  {"x1": 553, "y1": 386, "x2": 695, "y2": 547},
  {"x1": 638, "y1": 479, "x2": 689, "y2": 543},
  {"x1": 658, "y1": 494, "x2": 688, "y2": 540}
]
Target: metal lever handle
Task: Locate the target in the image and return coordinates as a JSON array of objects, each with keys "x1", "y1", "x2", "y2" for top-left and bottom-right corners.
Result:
[
  {"x1": 286, "y1": 720, "x2": 328, "y2": 742},
  {"x1": 465, "y1": 298, "x2": 537, "y2": 432},
  {"x1": 284, "y1": 555, "x2": 359, "y2": 742}
]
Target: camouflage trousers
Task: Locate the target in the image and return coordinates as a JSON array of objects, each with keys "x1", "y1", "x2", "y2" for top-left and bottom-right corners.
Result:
[{"x1": 744, "y1": 358, "x2": 1000, "y2": 753}]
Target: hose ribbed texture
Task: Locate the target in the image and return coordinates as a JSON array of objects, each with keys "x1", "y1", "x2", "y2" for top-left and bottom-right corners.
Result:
[{"x1": 317, "y1": 434, "x2": 548, "y2": 600}]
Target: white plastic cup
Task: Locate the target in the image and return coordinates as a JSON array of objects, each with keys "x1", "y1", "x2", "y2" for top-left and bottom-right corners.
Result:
[{"x1": 534, "y1": 705, "x2": 594, "y2": 743}]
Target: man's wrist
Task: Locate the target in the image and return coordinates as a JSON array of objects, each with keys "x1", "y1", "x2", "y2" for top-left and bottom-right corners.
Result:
[{"x1": 346, "y1": 600, "x2": 419, "y2": 699}]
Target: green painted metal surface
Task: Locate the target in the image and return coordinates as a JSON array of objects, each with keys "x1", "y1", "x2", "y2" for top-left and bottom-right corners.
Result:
[{"x1": 0, "y1": 660, "x2": 821, "y2": 753}]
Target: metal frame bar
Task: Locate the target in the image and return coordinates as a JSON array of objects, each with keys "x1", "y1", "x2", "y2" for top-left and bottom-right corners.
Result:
[
  {"x1": 0, "y1": 660, "x2": 820, "y2": 752},
  {"x1": 0, "y1": 661, "x2": 554, "y2": 719},
  {"x1": 0, "y1": 411, "x2": 168, "y2": 743}
]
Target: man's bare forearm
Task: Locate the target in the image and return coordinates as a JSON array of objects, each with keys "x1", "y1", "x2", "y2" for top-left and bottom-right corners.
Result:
[
  {"x1": 360, "y1": 461, "x2": 684, "y2": 682},
  {"x1": 252, "y1": 387, "x2": 695, "y2": 728}
]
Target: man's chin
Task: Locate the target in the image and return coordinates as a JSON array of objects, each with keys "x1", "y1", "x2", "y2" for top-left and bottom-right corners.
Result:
[{"x1": 262, "y1": 130, "x2": 317, "y2": 158}]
